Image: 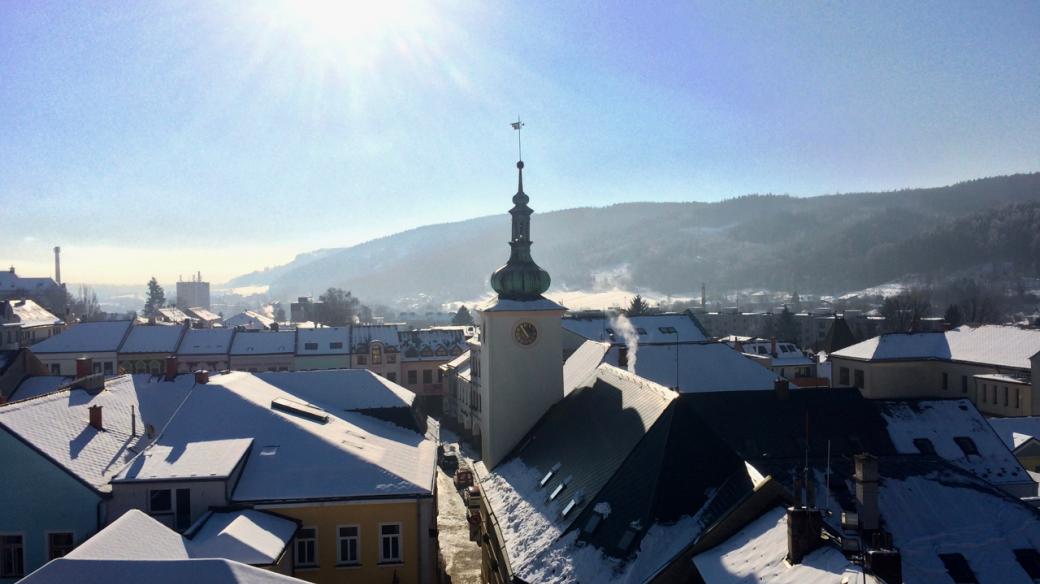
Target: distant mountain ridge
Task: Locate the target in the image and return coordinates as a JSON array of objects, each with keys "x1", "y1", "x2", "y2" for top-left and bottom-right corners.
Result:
[{"x1": 228, "y1": 173, "x2": 1040, "y2": 305}]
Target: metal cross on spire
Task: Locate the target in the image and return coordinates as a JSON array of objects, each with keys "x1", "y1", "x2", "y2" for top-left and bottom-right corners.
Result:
[{"x1": 510, "y1": 116, "x2": 524, "y2": 161}]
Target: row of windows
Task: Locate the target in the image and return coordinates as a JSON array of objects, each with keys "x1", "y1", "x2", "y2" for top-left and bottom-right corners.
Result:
[
  {"x1": 0, "y1": 533, "x2": 75, "y2": 578},
  {"x1": 837, "y1": 367, "x2": 864, "y2": 388},
  {"x1": 51, "y1": 361, "x2": 115, "y2": 376},
  {"x1": 979, "y1": 383, "x2": 1022, "y2": 410},
  {"x1": 294, "y1": 524, "x2": 402, "y2": 568}
]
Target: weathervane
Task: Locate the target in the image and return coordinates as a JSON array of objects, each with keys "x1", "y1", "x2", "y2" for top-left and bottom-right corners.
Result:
[{"x1": 511, "y1": 116, "x2": 524, "y2": 161}]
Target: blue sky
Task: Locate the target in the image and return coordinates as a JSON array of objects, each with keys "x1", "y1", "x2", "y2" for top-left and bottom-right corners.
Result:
[{"x1": 2, "y1": 0, "x2": 1038, "y2": 285}]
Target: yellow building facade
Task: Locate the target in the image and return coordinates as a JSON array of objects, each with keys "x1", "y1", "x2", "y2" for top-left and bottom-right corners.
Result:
[{"x1": 259, "y1": 496, "x2": 437, "y2": 584}]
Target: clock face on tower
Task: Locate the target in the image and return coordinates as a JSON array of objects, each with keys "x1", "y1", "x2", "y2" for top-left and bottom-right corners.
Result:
[{"x1": 514, "y1": 321, "x2": 538, "y2": 346}]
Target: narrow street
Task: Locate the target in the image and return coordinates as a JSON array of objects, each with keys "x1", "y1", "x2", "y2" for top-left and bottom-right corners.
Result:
[{"x1": 437, "y1": 460, "x2": 482, "y2": 584}]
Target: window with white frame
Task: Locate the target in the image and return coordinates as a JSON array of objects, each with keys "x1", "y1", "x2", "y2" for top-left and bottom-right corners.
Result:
[
  {"x1": 295, "y1": 527, "x2": 318, "y2": 567},
  {"x1": 379, "y1": 523, "x2": 402, "y2": 563},
  {"x1": 337, "y1": 525, "x2": 360, "y2": 565},
  {"x1": 0, "y1": 535, "x2": 24, "y2": 578}
]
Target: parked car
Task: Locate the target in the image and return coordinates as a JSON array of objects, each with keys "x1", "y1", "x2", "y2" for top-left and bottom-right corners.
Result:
[
  {"x1": 454, "y1": 467, "x2": 474, "y2": 489},
  {"x1": 439, "y1": 445, "x2": 460, "y2": 474}
]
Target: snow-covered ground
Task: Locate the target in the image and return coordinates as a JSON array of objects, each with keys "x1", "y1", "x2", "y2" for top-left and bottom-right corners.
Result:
[{"x1": 436, "y1": 467, "x2": 482, "y2": 584}]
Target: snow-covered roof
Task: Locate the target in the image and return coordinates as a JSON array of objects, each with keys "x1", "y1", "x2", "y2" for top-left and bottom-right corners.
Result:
[
  {"x1": 692, "y1": 507, "x2": 877, "y2": 584},
  {"x1": 229, "y1": 330, "x2": 296, "y2": 355},
  {"x1": 443, "y1": 350, "x2": 470, "y2": 370},
  {"x1": 9, "y1": 375, "x2": 73, "y2": 401},
  {"x1": 141, "y1": 371, "x2": 435, "y2": 502},
  {"x1": 296, "y1": 327, "x2": 350, "y2": 355},
  {"x1": 563, "y1": 340, "x2": 609, "y2": 394},
  {"x1": 223, "y1": 311, "x2": 275, "y2": 330},
  {"x1": 988, "y1": 417, "x2": 1040, "y2": 450},
  {"x1": 1, "y1": 298, "x2": 63, "y2": 328},
  {"x1": 115, "y1": 438, "x2": 253, "y2": 482},
  {"x1": 880, "y1": 399, "x2": 1032, "y2": 488},
  {"x1": 399, "y1": 328, "x2": 466, "y2": 360},
  {"x1": 185, "y1": 307, "x2": 221, "y2": 322},
  {"x1": 477, "y1": 364, "x2": 692, "y2": 583},
  {"x1": 601, "y1": 343, "x2": 778, "y2": 393},
  {"x1": 563, "y1": 313, "x2": 707, "y2": 344},
  {"x1": 69, "y1": 509, "x2": 188, "y2": 560},
  {"x1": 188, "y1": 509, "x2": 297, "y2": 566},
  {"x1": 70, "y1": 508, "x2": 295, "y2": 567},
  {"x1": 157, "y1": 307, "x2": 192, "y2": 323},
  {"x1": 178, "y1": 328, "x2": 236, "y2": 356},
  {"x1": 253, "y1": 369, "x2": 415, "y2": 410},
  {"x1": 0, "y1": 375, "x2": 195, "y2": 492},
  {"x1": 349, "y1": 324, "x2": 400, "y2": 351},
  {"x1": 120, "y1": 324, "x2": 186, "y2": 354},
  {"x1": 479, "y1": 296, "x2": 566, "y2": 313},
  {"x1": 878, "y1": 460, "x2": 1040, "y2": 584},
  {"x1": 0, "y1": 270, "x2": 58, "y2": 292},
  {"x1": 31, "y1": 320, "x2": 133, "y2": 353},
  {"x1": 20, "y1": 557, "x2": 306, "y2": 583},
  {"x1": 831, "y1": 325, "x2": 1040, "y2": 370}
]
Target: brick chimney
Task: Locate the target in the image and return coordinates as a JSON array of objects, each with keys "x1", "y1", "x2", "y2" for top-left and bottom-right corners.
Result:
[
  {"x1": 786, "y1": 506, "x2": 823, "y2": 564},
  {"x1": 195, "y1": 370, "x2": 209, "y2": 385},
  {"x1": 770, "y1": 336, "x2": 778, "y2": 357},
  {"x1": 774, "y1": 377, "x2": 790, "y2": 400},
  {"x1": 88, "y1": 405, "x2": 103, "y2": 431},
  {"x1": 855, "y1": 453, "x2": 880, "y2": 532},
  {"x1": 75, "y1": 357, "x2": 94, "y2": 379},
  {"x1": 164, "y1": 356, "x2": 178, "y2": 381}
]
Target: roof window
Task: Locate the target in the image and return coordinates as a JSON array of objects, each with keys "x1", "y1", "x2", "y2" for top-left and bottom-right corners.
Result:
[
  {"x1": 1014, "y1": 549, "x2": 1040, "y2": 580},
  {"x1": 635, "y1": 328, "x2": 647, "y2": 335},
  {"x1": 548, "y1": 476, "x2": 571, "y2": 502},
  {"x1": 605, "y1": 327, "x2": 615, "y2": 336},
  {"x1": 260, "y1": 445, "x2": 279, "y2": 456},
  {"x1": 561, "y1": 491, "x2": 584, "y2": 518},
  {"x1": 954, "y1": 436, "x2": 980, "y2": 457},
  {"x1": 304, "y1": 342, "x2": 318, "y2": 350},
  {"x1": 913, "y1": 438, "x2": 937, "y2": 455},
  {"x1": 583, "y1": 509, "x2": 605, "y2": 535},
  {"x1": 539, "y1": 463, "x2": 561, "y2": 489},
  {"x1": 658, "y1": 326, "x2": 677, "y2": 334},
  {"x1": 938, "y1": 553, "x2": 978, "y2": 583}
]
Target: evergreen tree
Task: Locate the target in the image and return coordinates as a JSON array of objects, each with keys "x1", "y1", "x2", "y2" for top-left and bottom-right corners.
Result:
[
  {"x1": 624, "y1": 295, "x2": 653, "y2": 316},
  {"x1": 144, "y1": 277, "x2": 166, "y2": 317},
  {"x1": 317, "y1": 287, "x2": 361, "y2": 326},
  {"x1": 452, "y1": 305, "x2": 474, "y2": 325}
]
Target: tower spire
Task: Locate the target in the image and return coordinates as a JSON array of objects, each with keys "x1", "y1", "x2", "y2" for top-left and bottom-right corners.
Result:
[{"x1": 490, "y1": 122, "x2": 550, "y2": 300}]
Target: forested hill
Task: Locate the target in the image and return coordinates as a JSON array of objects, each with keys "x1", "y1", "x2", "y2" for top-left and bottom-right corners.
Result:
[{"x1": 228, "y1": 173, "x2": 1040, "y2": 304}]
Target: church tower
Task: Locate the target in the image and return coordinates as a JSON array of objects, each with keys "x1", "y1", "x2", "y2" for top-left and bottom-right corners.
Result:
[{"x1": 478, "y1": 159, "x2": 566, "y2": 469}]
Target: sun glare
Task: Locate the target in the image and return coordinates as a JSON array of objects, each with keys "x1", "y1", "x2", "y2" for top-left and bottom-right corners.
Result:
[{"x1": 260, "y1": 0, "x2": 437, "y2": 69}]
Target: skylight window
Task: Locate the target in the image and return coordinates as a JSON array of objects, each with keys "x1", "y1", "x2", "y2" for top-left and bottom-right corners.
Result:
[
  {"x1": 954, "y1": 436, "x2": 980, "y2": 457},
  {"x1": 583, "y1": 512, "x2": 603, "y2": 535},
  {"x1": 260, "y1": 446, "x2": 279, "y2": 456},
  {"x1": 913, "y1": 438, "x2": 936, "y2": 455},
  {"x1": 539, "y1": 463, "x2": 561, "y2": 489},
  {"x1": 939, "y1": 553, "x2": 978, "y2": 583},
  {"x1": 635, "y1": 328, "x2": 647, "y2": 335},
  {"x1": 548, "y1": 475, "x2": 571, "y2": 502},
  {"x1": 561, "y1": 491, "x2": 585, "y2": 518},
  {"x1": 659, "y1": 326, "x2": 677, "y2": 334}
]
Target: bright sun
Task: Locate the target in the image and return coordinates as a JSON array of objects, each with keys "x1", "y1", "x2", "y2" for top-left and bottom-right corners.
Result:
[{"x1": 258, "y1": 0, "x2": 436, "y2": 69}]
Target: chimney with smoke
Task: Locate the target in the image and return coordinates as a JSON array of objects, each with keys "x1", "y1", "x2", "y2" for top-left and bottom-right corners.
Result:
[{"x1": 610, "y1": 314, "x2": 639, "y2": 373}]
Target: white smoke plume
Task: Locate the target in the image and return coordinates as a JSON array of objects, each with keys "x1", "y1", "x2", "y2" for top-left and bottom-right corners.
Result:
[{"x1": 610, "y1": 313, "x2": 638, "y2": 373}]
